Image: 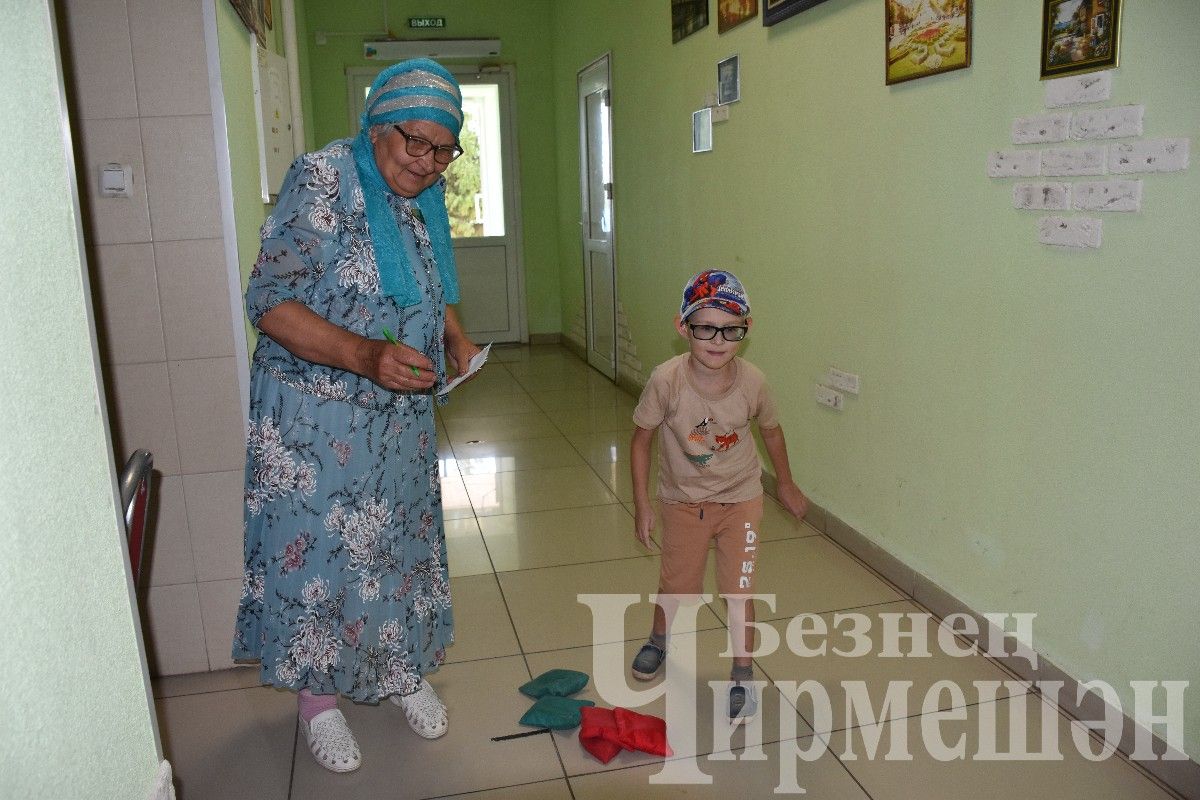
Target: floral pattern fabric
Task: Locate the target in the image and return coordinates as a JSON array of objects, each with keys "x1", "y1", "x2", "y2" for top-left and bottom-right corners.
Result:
[{"x1": 234, "y1": 140, "x2": 452, "y2": 702}]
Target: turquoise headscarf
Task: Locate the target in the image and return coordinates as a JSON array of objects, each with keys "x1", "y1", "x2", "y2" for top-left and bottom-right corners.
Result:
[{"x1": 351, "y1": 58, "x2": 463, "y2": 307}]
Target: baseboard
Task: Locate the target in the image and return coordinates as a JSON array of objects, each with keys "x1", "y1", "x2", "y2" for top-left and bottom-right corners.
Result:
[
  {"x1": 761, "y1": 479, "x2": 1199, "y2": 800},
  {"x1": 561, "y1": 335, "x2": 587, "y2": 363},
  {"x1": 528, "y1": 332, "x2": 561, "y2": 346}
]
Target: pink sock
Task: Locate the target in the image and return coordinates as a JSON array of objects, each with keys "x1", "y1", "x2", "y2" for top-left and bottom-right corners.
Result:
[{"x1": 298, "y1": 688, "x2": 337, "y2": 722}]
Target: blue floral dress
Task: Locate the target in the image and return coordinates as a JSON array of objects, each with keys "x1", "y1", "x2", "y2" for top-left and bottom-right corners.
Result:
[{"x1": 234, "y1": 140, "x2": 453, "y2": 702}]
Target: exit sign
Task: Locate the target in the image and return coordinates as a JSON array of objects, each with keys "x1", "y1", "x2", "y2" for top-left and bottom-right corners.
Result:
[{"x1": 409, "y1": 17, "x2": 445, "y2": 29}]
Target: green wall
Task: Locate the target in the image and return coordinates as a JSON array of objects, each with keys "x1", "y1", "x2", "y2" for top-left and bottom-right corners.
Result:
[
  {"x1": 216, "y1": 0, "x2": 273, "y2": 348},
  {"x1": 0, "y1": 2, "x2": 160, "y2": 795},
  {"x1": 550, "y1": 0, "x2": 1200, "y2": 757},
  {"x1": 298, "y1": 0, "x2": 562, "y2": 335}
]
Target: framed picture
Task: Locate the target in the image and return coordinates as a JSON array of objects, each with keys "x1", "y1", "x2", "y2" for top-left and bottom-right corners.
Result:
[
  {"x1": 228, "y1": 0, "x2": 266, "y2": 46},
  {"x1": 1040, "y1": 0, "x2": 1121, "y2": 80},
  {"x1": 717, "y1": 55, "x2": 740, "y2": 105},
  {"x1": 718, "y1": 0, "x2": 759, "y2": 33},
  {"x1": 692, "y1": 108, "x2": 713, "y2": 153},
  {"x1": 763, "y1": 0, "x2": 830, "y2": 27},
  {"x1": 885, "y1": 0, "x2": 971, "y2": 85},
  {"x1": 672, "y1": 0, "x2": 709, "y2": 43}
]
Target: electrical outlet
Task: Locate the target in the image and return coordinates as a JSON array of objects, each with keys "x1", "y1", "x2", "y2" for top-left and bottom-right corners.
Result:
[
  {"x1": 815, "y1": 384, "x2": 844, "y2": 410},
  {"x1": 827, "y1": 368, "x2": 860, "y2": 395}
]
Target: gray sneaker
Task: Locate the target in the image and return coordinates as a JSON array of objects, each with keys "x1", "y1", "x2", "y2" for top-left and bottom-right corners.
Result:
[
  {"x1": 631, "y1": 641, "x2": 665, "y2": 681},
  {"x1": 728, "y1": 682, "x2": 759, "y2": 724}
]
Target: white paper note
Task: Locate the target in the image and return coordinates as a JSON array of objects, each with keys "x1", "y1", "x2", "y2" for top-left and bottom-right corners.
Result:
[{"x1": 438, "y1": 343, "x2": 492, "y2": 396}]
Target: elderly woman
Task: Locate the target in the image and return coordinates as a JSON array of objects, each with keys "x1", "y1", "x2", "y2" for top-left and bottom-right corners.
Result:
[{"x1": 234, "y1": 59, "x2": 480, "y2": 773}]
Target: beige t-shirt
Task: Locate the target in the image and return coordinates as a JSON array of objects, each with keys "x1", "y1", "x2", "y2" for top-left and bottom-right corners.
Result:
[{"x1": 633, "y1": 354, "x2": 779, "y2": 504}]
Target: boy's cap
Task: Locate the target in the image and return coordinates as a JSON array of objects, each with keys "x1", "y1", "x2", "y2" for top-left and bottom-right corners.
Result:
[{"x1": 679, "y1": 270, "x2": 750, "y2": 320}]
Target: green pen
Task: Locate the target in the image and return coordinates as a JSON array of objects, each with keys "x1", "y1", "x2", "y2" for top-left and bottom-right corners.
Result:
[{"x1": 382, "y1": 328, "x2": 422, "y2": 377}]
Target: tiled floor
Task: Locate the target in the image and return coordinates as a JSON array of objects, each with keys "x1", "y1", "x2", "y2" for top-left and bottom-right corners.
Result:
[{"x1": 152, "y1": 344, "x2": 1183, "y2": 800}]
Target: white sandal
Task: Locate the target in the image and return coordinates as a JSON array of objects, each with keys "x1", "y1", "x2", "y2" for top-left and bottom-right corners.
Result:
[
  {"x1": 389, "y1": 679, "x2": 448, "y2": 739},
  {"x1": 301, "y1": 708, "x2": 362, "y2": 773}
]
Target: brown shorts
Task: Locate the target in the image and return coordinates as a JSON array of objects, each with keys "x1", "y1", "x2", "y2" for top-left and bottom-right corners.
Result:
[{"x1": 657, "y1": 495, "x2": 764, "y2": 597}]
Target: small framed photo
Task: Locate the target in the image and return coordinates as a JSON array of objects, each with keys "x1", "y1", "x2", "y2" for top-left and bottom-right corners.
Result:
[
  {"x1": 1041, "y1": 0, "x2": 1121, "y2": 80},
  {"x1": 672, "y1": 0, "x2": 709, "y2": 44},
  {"x1": 718, "y1": 0, "x2": 758, "y2": 33},
  {"x1": 692, "y1": 108, "x2": 713, "y2": 153},
  {"x1": 717, "y1": 55, "x2": 740, "y2": 105},
  {"x1": 763, "y1": 0, "x2": 831, "y2": 27},
  {"x1": 885, "y1": 0, "x2": 971, "y2": 85}
]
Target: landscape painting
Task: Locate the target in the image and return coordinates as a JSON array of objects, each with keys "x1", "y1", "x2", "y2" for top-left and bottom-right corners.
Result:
[
  {"x1": 885, "y1": 0, "x2": 970, "y2": 85},
  {"x1": 1041, "y1": 0, "x2": 1121, "y2": 79}
]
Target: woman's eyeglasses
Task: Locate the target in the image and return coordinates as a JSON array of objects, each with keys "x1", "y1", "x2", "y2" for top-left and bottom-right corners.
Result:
[
  {"x1": 392, "y1": 125, "x2": 464, "y2": 165},
  {"x1": 687, "y1": 323, "x2": 748, "y2": 342}
]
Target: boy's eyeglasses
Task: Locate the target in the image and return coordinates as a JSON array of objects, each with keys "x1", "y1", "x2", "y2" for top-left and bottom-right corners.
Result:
[
  {"x1": 392, "y1": 125, "x2": 464, "y2": 164},
  {"x1": 687, "y1": 323, "x2": 748, "y2": 342}
]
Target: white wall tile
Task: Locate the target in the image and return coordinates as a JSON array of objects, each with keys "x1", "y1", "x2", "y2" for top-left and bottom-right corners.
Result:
[
  {"x1": 1013, "y1": 183, "x2": 1072, "y2": 211},
  {"x1": 1072, "y1": 180, "x2": 1143, "y2": 212},
  {"x1": 59, "y1": 0, "x2": 138, "y2": 119},
  {"x1": 1070, "y1": 105, "x2": 1144, "y2": 140},
  {"x1": 141, "y1": 115, "x2": 222, "y2": 241},
  {"x1": 1044, "y1": 72, "x2": 1112, "y2": 107},
  {"x1": 1011, "y1": 112, "x2": 1070, "y2": 145},
  {"x1": 185, "y1": 471, "x2": 245, "y2": 582},
  {"x1": 1109, "y1": 138, "x2": 1190, "y2": 174},
  {"x1": 1040, "y1": 146, "x2": 1107, "y2": 177},
  {"x1": 155, "y1": 238, "x2": 236, "y2": 360},
  {"x1": 986, "y1": 150, "x2": 1040, "y2": 178},
  {"x1": 76, "y1": 118, "x2": 152, "y2": 245},
  {"x1": 1038, "y1": 216, "x2": 1103, "y2": 249},
  {"x1": 127, "y1": 0, "x2": 213, "y2": 117},
  {"x1": 168, "y1": 357, "x2": 245, "y2": 474},
  {"x1": 109, "y1": 361, "x2": 182, "y2": 475},
  {"x1": 143, "y1": 474, "x2": 196, "y2": 587},
  {"x1": 90, "y1": 243, "x2": 166, "y2": 364},
  {"x1": 142, "y1": 583, "x2": 209, "y2": 675},
  {"x1": 198, "y1": 579, "x2": 242, "y2": 670}
]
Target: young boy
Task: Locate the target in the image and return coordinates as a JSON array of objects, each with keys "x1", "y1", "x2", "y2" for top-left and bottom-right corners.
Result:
[{"x1": 629, "y1": 269, "x2": 808, "y2": 723}]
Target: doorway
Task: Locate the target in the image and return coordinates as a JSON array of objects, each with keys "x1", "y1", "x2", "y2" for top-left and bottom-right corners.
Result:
[
  {"x1": 577, "y1": 54, "x2": 617, "y2": 379},
  {"x1": 348, "y1": 66, "x2": 526, "y2": 343}
]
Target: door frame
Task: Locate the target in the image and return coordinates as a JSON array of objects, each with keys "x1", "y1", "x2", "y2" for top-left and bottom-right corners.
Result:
[{"x1": 578, "y1": 52, "x2": 618, "y2": 378}]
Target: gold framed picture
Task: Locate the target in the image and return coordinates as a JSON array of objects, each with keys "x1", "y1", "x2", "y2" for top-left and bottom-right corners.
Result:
[
  {"x1": 885, "y1": 0, "x2": 971, "y2": 85},
  {"x1": 1041, "y1": 0, "x2": 1121, "y2": 80}
]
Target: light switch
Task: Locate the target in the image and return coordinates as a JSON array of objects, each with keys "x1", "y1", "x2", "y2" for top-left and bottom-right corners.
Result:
[{"x1": 99, "y1": 163, "x2": 132, "y2": 198}]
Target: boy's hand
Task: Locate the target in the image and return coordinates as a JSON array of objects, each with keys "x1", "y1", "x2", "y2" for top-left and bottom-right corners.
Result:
[
  {"x1": 634, "y1": 503, "x2": 657, "y2": 548},
  {"x1": 777, "y1": 480, "x2": 809, "y2": 520}
]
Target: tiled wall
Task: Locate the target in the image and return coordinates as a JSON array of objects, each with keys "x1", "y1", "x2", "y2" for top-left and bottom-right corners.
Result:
[{"x1": 61, "y1": 0, "x2": 245, "y2": 676}]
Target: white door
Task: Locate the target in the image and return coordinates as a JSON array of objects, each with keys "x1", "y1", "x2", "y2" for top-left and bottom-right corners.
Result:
[
  {"x1": 578, "y1": 55, "x2": 617, "y2": 379},
  {"x1": 348, "y1": 67, "x2": 526, "y2": 343}
]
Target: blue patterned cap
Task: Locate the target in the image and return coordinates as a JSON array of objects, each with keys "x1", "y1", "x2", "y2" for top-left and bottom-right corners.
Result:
[
  {"x1": 362, "y1": 58, "x2": 463, "y2": 136},
  {"x1": 680, "y1": 270, "x2": 750, "y2": 320}
]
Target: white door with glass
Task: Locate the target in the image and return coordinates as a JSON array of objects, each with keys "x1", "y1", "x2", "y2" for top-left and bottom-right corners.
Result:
[
  {"x1": 578, "y1": 55, "x2": 617, "y2": 379},
  {"x1": 349, "y1": 67, "x2": 525, "y2": 343}
]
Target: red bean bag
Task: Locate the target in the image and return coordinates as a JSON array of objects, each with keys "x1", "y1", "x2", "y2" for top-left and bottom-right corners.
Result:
[{"x1": 578, "y1": 706, "x2": 671, "y2": 763}]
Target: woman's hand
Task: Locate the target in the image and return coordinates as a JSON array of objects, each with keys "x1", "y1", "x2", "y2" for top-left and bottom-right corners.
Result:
[
  {"x1": 356, "y1": 338, "x2": 436, "y2": 392},
  {"x1": 444, "y1": 305, "x2": 482, "y2": 385}
]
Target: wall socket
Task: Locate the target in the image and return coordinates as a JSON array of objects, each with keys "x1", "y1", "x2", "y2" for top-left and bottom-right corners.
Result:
[
  {"x1": 815, "y1": 384, "x2": 844, "y2": 410},
  {"x1": 827, "y1": 368, "x2": 860, "y2": 395}
]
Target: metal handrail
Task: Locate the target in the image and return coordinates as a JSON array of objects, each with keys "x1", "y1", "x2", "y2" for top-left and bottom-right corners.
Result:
[
  {"x1": 119, "y1": 450, "x2": 154, "y2": 583},
  {"x1": 119, "y1": 450, "x2": 153, "y2": 527}
]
